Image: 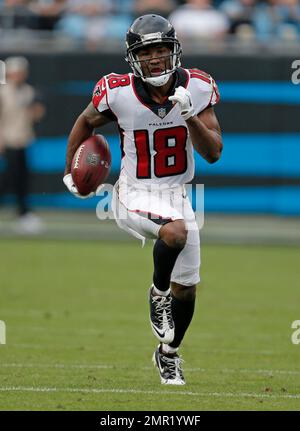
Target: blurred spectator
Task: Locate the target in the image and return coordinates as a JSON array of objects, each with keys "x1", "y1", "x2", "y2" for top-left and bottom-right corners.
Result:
[
  {"x1": 132, "y1": 0, "x2": 177, "y2": 19},
  {"x1": 253, "y1": 0, "x2": 300, "y2": 40},
  {"x1": 28, "y1": 0, "x2": 66, "y2": 31},
  {"x1": 56, "y1": 0, "x2": 132, "y2": 44},
  {"x1": 0, "y1": 57, "x2": 45, "y2": 233},
  {"x1": 1, "y1": 0, "x2": 300, "y2": 43},
  {"x1": 220, "y1": 0, "x2": 256, "y2": 35},
  {"x1": 0, "y1": 0, "x2": 37, "y2": 29},
  {"x1": 56, "y1": 0, "x2": 112, "y2": 41},
  {"x1": 169, "y1": 0, "x2": 229, "y2": 39}
]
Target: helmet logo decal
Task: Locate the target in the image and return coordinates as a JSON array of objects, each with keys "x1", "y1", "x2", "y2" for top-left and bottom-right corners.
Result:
[{"x1": 140, "y1": 32, "x2": 163, "y2": 42}]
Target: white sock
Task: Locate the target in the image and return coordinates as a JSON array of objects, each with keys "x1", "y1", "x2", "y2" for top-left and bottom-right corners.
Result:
[
  {"x1": 161, "y1": 344, "x2": 178, "y2": 354},
  {"x1": 152, "y1": 285, "x2": 170, "y2": 297}
]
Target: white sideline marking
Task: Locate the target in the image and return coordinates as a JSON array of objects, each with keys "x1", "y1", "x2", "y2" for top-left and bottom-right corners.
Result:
[
  {"x1": 1, "y1": 363, "x2": 300, "y2": 376},
  {"x1": 0, "y1": 386, "x2": 299, "y2": 400},
  {"x1": 9, "y1": 343, "x2": 280, "y2": 356},
  {"x1": 0, "y1": 363, "x2": 113, "y2": 370},
  {"x1": 185, "y1": 368, "x2": 300, "y2": 376}
]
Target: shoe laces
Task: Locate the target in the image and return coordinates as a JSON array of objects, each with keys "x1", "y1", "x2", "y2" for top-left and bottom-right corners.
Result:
[
  {"x1": 163, "y1": 354, "x2": 185, "y2": 379},
  {"x1": 152, "y1": 295, "x2": 172, "y2": 324}
]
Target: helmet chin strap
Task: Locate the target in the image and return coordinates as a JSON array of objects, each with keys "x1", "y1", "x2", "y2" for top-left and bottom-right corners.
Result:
[{"x1": 142, "y1": 71, "x2": 173, "y2": 87}]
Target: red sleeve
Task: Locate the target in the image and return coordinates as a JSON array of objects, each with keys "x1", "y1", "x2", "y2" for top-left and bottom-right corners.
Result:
[{"x1": 92, "y1": 77, "x2": 109, "y2": 112}]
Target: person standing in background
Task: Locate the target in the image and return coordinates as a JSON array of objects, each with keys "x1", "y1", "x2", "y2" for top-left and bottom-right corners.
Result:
[
  {"x1": 168, "y1": 0, "x2": 229, "y2": 40},
  {"x1": 0, "y1": 56, "x2": 45, "y2": 233}
]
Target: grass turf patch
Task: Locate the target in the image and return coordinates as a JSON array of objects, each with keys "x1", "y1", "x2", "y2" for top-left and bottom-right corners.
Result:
[{"x1": 0, "y1": 239, "x2": 299, "y2": 410}]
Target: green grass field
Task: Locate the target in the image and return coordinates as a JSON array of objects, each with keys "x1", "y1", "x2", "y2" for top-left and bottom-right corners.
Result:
[{"x1": 0, "y1": 239, "x2": 299, "y2": 410}]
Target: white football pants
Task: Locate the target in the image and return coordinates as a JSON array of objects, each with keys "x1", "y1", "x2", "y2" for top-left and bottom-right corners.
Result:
[{"x1": 112, "y1": 178, "x2": 200, "y2": 286}]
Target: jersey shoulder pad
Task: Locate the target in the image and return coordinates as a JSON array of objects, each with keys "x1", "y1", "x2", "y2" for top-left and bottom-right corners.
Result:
[
  {"x1": 188, "y1": 68, "x2": 220, "y2": 107},
  {"x1": 92, "y1": 76, "x2": 108, "y2": 111},
  {"x1": 92, "y1": 73, "x2": 132, "y2": 112},
  {"x1": 105, "y1": 73, "x2": 131, "y2": 91},
  {"x1": 189, "y1": 68, "x2": 212, "y2": 85}
]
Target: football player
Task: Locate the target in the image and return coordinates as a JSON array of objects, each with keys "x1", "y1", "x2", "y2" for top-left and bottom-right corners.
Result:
[{"x1": 63, "y1": 14, "x2": 223, "y2": 385}]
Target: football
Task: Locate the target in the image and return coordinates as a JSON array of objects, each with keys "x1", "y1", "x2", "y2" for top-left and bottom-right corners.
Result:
[{"x1": 71, "y1": 134, "x2": 111, "y2": 196}]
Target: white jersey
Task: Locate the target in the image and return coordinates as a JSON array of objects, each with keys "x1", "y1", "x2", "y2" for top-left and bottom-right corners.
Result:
[{"x1": 92, "y1": 67, "x2": 220, "y2": 187}]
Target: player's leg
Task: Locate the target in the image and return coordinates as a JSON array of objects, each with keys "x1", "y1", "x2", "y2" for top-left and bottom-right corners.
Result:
[
  {"x1": 152, "y1": 205, "x2": 200, "y2": 385},
  {"x1": 149, "y1": 219, "x2": 187, "y2": 343},
  {"x1": 168, "y1": 282, "x2": 196, "y2": 350},
  {"x1": 112, "y1": 181, "x2": 187, "y2": 344},
  {"x1": 13, "y1": 148, "x2": 29, "y2": 216},
  {"x1": 153, "y1": 219, "x2": 187, "y2": 293},
  {"x1": 152, "y1": 282, "x2": 195, "y2": 386},
  {"x1": 0, "y1": 148, "x2": 10, "y2": 204},
  {"x1": 167, "y1": 220, "x2": 200, "y2": 352},
  {"x1": 153, "y1": 280, "x2": 198, "y2": 386}
]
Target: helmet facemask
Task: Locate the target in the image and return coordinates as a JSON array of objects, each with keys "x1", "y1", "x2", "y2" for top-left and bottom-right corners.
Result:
[{"x1": 126, "y1": 37, "x2": 182, "y2": 87}]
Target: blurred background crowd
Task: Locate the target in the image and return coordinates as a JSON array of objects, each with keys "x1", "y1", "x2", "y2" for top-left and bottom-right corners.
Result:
[
  {"x1": 0, "y1": 0, "x2": 300, "y2": 46},
  {"x1": 0, "y1": 0, "x2": 299, "y2": 234}
]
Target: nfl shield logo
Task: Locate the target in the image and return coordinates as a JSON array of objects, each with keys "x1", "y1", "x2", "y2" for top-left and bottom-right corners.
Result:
[{"x1": 158, "y1": 108, "x2": 166, "y2": 119}]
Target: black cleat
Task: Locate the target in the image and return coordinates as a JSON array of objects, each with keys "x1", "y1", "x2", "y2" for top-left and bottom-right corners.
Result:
[
  {"x1": 152, "y1": 345, "x2": 185, "y2": 385},
  {"x1": 149, "y1": 285, "x2": 174, "y2": 344}
]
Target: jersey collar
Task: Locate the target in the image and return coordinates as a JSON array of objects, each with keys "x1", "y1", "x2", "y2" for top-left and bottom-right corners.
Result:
[{"x1": 132, "y1": 68, "x2": 189, "y2": 119}]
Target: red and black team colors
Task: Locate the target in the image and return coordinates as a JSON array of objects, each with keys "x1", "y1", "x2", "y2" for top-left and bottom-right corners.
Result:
[{"x1": 63, "y1": 14, "x2": 223, "y2": 385}]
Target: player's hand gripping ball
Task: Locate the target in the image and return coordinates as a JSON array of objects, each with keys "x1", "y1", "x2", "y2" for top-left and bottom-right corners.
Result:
[{"x1": 63, "y1": 135, "x2": 111, "y2": 198}]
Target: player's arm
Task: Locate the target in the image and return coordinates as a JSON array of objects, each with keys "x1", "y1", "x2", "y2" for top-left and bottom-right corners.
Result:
[
  {"x1": 64, "y1": 102, "x2": 112, "y2": 175},
  {"x1": 186, "y1": 107, "x2": 223, "y2": 164},
  {"x1": 169, "y1": 85, "x2": 223, "y2": 164}
]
